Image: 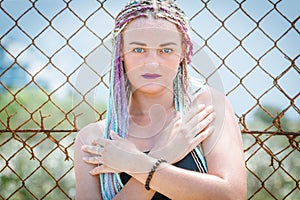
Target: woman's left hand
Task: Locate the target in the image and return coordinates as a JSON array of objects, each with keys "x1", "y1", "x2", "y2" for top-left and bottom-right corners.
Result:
[{"x1": 81, "y1": 132, "x2": 147, "y2": 175}]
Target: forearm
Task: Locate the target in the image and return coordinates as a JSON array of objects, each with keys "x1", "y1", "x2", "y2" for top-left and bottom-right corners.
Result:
[
  {"x1": 113, "y1": 147, "x2": 182, "y2": 199},
  {"x1": 112, "y1": 153, "x2": 158, "y2": 199},
  {"x1": 112, "y1": 178, "x2": 155, "y2": 200},
  {"x1": 129, "y1": 158, "x2": 243, "y2": 200}
]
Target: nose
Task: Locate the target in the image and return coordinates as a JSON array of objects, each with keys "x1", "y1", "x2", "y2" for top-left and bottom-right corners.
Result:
[{"x1": 144, "y1": 49, "x2": 160, "y2": 67}]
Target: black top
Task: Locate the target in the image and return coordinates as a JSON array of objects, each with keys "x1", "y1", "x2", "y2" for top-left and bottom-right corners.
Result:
[{"x1": 120, "y1": 149, "x2": 207, "y2": 199}]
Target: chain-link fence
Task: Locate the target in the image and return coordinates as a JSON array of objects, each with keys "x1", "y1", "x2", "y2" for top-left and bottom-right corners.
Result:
[{"x1": 0, "y1": 0, "x2": 299, "y2": 199}]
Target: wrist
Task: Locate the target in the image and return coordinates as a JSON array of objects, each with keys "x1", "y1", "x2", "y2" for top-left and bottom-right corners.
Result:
[
  {"x1": 128, "y1": 154, "x2": 167, "y2": 187},
  {"x1": 145, "y1": 158, "x2": 167, "y2": 190},
  {"x1": 127, "y1": 153, "x2": 157, "y2": 176},
  {"x1": 149, "y1": 147, "x2": 176, "y2": 164}
]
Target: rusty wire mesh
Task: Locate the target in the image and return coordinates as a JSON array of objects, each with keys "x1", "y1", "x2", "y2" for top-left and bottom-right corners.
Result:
[{"x1": 0, "y1": 0, "x2": 299, "y2": 199}]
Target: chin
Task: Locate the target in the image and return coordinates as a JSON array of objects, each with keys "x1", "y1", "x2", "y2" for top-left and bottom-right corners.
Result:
[{"x1": 132, "y1": 83, "x2": 172, "y2": 95}]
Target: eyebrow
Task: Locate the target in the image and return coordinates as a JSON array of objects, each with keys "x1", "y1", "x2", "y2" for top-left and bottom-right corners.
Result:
[
  {"x1": 129, "y1": 42, "x2": 147, "y2": 46},
  {"x1": 160, "y1": 42, "x2": 178, "y2": 47},
  {"x1": 128, "y1": 42, "x2": 178, "y2": 46}
]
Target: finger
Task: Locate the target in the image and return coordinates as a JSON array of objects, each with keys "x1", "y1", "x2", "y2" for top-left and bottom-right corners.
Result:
[
  {"x1": 190, "y1": 111, "x2": 216, "y2": 131},
  {"x1": 191, "y1": 126, "x2": 215, "y2": 147},
  {"x1": 89, "y1": 165, "x2": 119, "y2": 175},
  {"x1": 89, "y1": 165, "x2": 104, "y2": 175},
  {"x1": 191, "y1": 93, "x2": 206, "y2": 108},
  {"x1": 110, "y1": 131, "x2": 122, "y2": 140},
  {"x1": 92, "y1": 138, "x2": 106, "y2": 146},
  {"x1": 189, "y1": 112, "x2": 215, "y2": 138},
  {"x1": 83, "y1": 156, "x2": 102, "y2": 164},
  {"x1": 82, "y1": 145, "x2": 104, "y2": 155},
  {"x1": 201, "y1": 105, "x2": 214, "y2": 119},
  {"x1": 183, "y1": 104, "x2": 206, "y2": 123},
  {"x1": 188, "y1": 106, "x2": 214, "y2": 127}
]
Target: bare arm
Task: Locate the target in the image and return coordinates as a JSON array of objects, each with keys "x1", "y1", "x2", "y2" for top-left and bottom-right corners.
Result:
[
  {"x1": 128, "y1": 97, "x2": 246, "y2": 199},
  {"x1": 81, "y1": 102, "x2": 214, "y2": 199},
  {"x1": 74, "y1": 123, "x2": 102, "y2": 200},
  {"x1": 78, "y1": 90, "x2": 246, "y2": 199},
  {"x1": 74, "y1": 122, "x2": 156, "y2": 200},
  {"x1": 87, "y1": 90, "x2": 246, "y2": 199},
  {"x1": 112, "y1": 178, "x2": 155, "y2": 200}
]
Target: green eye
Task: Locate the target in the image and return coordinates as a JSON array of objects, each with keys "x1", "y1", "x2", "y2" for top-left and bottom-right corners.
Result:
[
  {"x1": 133, "y1": 48, "x2": 144, "y2": 53},
  {"x1": 161, "y1": 48, "x2": 173, "y2": 53}
]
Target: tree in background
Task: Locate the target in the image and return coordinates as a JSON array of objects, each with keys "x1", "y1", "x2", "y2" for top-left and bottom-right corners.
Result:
[{"x1": 245, "y1": 105, "x2": 299, "y2": 199}]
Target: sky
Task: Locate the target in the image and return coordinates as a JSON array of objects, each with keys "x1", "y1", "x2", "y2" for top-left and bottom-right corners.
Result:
[{"x1": 0, "y1": 0, "x2": 299, "y2": 122}]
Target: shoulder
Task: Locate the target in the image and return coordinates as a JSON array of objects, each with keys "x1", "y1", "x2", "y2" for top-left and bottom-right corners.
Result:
[
  {"x1": 75, "y1": 120, "x2": 106, "y2": 146},
  {"x1": 196, "y1": 86, "x2": 240, "y2": 152},
  {"x1": 192, "y1": 85, "x2": 231, "y2": 111}
]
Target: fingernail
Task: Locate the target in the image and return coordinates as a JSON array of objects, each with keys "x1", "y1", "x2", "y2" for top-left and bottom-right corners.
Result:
[
  {"x1": 81, "y1": 145, "x2": 86, "y2": 150},
  {"x1": 89, "y1": 170, "x2": 94, "y2": 175},
  {"x1": 212, "y1": 112, "x2": 216, "y2": 119},
  {"x1": 198, "y1": 104, "x2": 205, "y2": 109},
  {"x1": 207, "y1": 105, "x2": 214, "y2": 111}
]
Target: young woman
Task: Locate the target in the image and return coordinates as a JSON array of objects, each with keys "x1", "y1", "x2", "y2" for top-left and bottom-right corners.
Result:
[{"x1": 74, "y1": 1, "x2": 246, "y2": 199}]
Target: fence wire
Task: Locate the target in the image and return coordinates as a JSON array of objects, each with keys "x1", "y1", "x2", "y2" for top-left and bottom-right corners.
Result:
[{"x1": 0, "y1": 0, "x2": 299, "y2": 199}]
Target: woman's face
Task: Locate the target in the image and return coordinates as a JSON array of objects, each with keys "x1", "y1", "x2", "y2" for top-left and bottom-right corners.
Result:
[{"x1": 122, "y1": 17, "x2": 184, "y2": 95}]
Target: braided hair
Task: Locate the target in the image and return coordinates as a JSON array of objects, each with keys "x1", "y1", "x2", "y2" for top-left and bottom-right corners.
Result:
[{"x1": 101, "y1": 1, "x2": 193, "y2": 199}]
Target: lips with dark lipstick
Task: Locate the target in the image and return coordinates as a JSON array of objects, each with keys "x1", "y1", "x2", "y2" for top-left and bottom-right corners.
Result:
[{"x1": 141, "y1": 73, "x2": 161, "y2": 79}]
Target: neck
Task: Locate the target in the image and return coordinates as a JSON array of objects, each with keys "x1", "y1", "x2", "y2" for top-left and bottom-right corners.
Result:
[
  {"x1": 127, "y1": 88, "x2": 178, "y2": 144},
  {"x1": 129, "y1": 89, "x2": 175, "y2": 117}
]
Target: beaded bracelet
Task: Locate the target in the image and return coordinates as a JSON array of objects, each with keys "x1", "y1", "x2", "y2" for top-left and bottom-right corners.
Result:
[{"x1": 145, "y1": 158, "x2": 167, "y2": 190}]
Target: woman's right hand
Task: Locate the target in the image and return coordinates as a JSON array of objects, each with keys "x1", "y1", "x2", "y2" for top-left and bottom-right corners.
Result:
[{"x1": 150, "y1": 103, "x2": 215, "y2": 164}]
